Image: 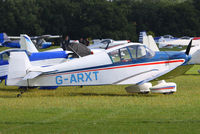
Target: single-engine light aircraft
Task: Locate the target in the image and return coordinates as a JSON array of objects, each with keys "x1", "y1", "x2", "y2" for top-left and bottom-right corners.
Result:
[{"x1": 6, "y1": 39, "x2": 193, "y2": 96}]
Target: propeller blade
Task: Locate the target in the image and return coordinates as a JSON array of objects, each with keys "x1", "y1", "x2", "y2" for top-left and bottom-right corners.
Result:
[{"x1": 185, "y1": 39, "x2": 192, "y2": 55}]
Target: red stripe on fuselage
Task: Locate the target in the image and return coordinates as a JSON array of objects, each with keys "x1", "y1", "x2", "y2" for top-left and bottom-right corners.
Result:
[
  {"x1": 151, "y1": 86, "x2": 175, "y2": 90},
  {"x1": 46, "y1": 59, "x2": 185, "y2": 77}
]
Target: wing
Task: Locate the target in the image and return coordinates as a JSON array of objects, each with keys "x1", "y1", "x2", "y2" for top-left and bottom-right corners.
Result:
[
  {"x1": 136, "y1": 64, "x2": 186, "y2": 85},
  {"x1": 114, "y1": 60, "x2": 185, "y2": 85}
]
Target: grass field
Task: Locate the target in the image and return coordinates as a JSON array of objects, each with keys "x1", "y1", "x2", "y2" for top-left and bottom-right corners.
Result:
[{"x1": 0, "y1": 64, "x2": 200, "y2": 134}]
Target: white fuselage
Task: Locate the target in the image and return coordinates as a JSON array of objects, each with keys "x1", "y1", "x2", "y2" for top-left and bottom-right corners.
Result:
[
  {"x1": 7, "y1": 43, "x2": 186, "y2": 87},
  {"x1": 27, "y1": 59, "x2": 184, "y2": 87}
]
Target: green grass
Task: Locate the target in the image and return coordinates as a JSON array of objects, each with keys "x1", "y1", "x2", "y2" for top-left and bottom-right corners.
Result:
[
  {"x1": 0, "y1": 66, "x2": 200, "y2": 134},
  {"x1": 0, "y1": 46, "x2": 12, "y2": 51}
]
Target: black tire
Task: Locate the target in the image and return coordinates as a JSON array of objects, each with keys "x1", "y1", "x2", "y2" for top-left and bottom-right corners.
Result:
[
  {"x1": 17, "y1": 94, "x2": 21, "y2": 97},
  {"x1": 139, "y1": 91, "x2": 149, "y2": 94},
  {"x1": 163, "y1": 92, "x2": 174, "y2": 95}
]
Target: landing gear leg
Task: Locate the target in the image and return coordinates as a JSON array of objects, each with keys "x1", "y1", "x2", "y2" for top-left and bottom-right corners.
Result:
[{"x1": 17, "y1": 87, "x2": 28, "y2": 97}]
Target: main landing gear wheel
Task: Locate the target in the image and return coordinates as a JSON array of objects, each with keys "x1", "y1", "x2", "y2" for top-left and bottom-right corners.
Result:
[
  {"x1": 163, "y1": 92, "x2": 174, "y2": 95},
  {"x1": 138, "y1": 91, "x2": 150, "y2": 94},
  {"x1": 17, "y1": 87, "x2": 28, "y2": 97},
  {"x1": 17, "y1": 93, "x2": 22, "y2": 97}
]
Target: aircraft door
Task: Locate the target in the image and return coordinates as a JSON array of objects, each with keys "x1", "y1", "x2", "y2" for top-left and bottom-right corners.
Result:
[
  {"x1": 128, "y1": 45, "x2": 155, "y2": 62},
  {"x1": 137, "y1": 46, "x2": 147, "y2": 58},
  {"x1": 108, "y1": 47, "x2": 132, "y2": 64},
  {"x1": 119, "y1": 47, "x2": 132, "y2": 62},
  {"x1": 127, "y1": 45, "x2": 137, "y2": 59}
]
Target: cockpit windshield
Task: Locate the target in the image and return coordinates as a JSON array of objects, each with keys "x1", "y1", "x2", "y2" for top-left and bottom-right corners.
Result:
[{"x1": 108, "y1": 45, "x2": 155, "y2": 63}]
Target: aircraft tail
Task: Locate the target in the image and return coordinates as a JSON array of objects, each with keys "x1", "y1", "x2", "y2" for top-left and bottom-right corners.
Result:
[
  {"x1": 20, "y1": 34, "x2": 38, "y2": 53},
  {"x1": 139, "y1": 31, "x2": 147, "y2": 43},
  {"x1": 147, "y1": 35, "x2": 159, "y2": 51},
  {"x1": 7, "y1": 51, "x2": 55, "y2": 86},
  {"x1": 7, "y1": 52, "x2": 32, "y2": 86},
  {"x1": 0, "y1": 33, "x2": 10, "y2": 45},
  {"x1": 143, "y1": 35, "x2": 159, "y2": 51},
  {"x1": 139, "y1": 31, "x2": 159, "y2": 51}
]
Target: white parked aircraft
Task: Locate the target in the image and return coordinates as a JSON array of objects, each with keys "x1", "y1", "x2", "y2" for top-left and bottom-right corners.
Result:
[
  {"x1": 158, "y1": 36, "x2": 200, "y2": 48},
  {"x1": 6, "y1": 40, "x2": 193, "y2": 96},
  {"x1": 88, "y1": 39, "x2": 130, "y2": 49},
  {"x1": 141, "y1": 32, "x2": 200, "y2": 65}
]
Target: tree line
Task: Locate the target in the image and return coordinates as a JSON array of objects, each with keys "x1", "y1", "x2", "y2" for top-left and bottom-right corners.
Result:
[{"x1": 0, "y1": 0, "x2": 199, "y2": 41}]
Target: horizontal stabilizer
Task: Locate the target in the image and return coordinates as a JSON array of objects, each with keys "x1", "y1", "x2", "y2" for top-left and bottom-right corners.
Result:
[
  {"x1": 137, "y1": 63, "x2": 183, "y2": 85},
  {"x1": 8, "y1": 52, "x2": 31, "y2": 79},
  {"x1": 7, "y1": 51, "x2": 59, "y2": 86},
  {"x1": 23, "y1": 71, "x2": 42, "y2": 80},
  {"x1": 23, "y1": 69, "x2": 58, "y2": 80},
  {"x1": 7, "y1": 52, "x2": 31, "y2": 86}
]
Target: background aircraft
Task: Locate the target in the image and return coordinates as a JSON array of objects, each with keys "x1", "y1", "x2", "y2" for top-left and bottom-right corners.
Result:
[
  {"x1": 141, "y1": 31, "x2": 200, "y2": 64},
  {"x1": 139, "y1": 31, "x2": 178, "y2": 44},
  {"x1": 157, "y1": 36, "x2": 200, "y2": 48},
  {"x1": 0, "y1": 34, "x2": 69, "y2": 88},
  {"x1": 0, "y1": 33, "x2": 62, "y2": 49},
  {"x1": 154, "y1": 34, "x2": 178, "y2": 44},
  {"x1": 88, "y1": 39, "x2": 130, "y2": 49},
  {"x1": 140, "y1": 31, "x2": 200, "y2": 48}
]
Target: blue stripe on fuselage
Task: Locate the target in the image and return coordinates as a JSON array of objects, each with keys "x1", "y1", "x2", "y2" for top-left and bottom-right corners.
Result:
[
  {"x1": 0, "y1": 60, "x2": 8, "y2": 65},
  {"x1": 3, "y1": 42, "x2": 20, "y2": 48},
  {"x1": 29, "y1": 51, "x2": 68, "y2": 61},
  {"x1": 0, "y1": 75, "x2": 7, "y2": 80},
  {"x1": 0, "y1": 51, "x2": 68, "y2": 67}
]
